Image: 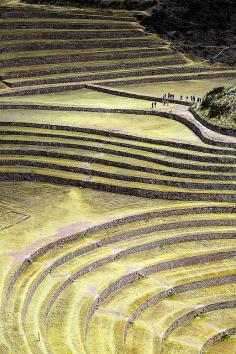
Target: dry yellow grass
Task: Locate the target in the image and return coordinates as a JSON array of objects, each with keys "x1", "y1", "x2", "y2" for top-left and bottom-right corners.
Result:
[{"x1": 0, "y1": 3, "x2": 235, "y2": 354}]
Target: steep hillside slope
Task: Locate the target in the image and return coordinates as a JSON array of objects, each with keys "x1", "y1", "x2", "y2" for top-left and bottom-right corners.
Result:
[{"x1": 143, "y1": 0, "x2": 236, "y2": 65}]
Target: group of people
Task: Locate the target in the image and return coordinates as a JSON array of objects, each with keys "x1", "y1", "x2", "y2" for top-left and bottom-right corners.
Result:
[
  {"x1": 185, "y1": 96, "x2": 202, "y2": 103},
  {"x1": 150, "y1": 92, "x2": 203, "y2": 109},
  {"x1": 162, "y1": 93, "x2": 202, "y2": 106},
  {"x1": 151, "y1": 102, "x2": 158, "y2": 109},
  {"x1": 164, "y1": 93, "x2": 175, "y2": 100}
]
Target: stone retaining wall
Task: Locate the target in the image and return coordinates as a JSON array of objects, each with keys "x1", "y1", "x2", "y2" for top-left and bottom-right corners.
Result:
[
  {"x1": 99, "y1": 72, "x2": 236, "y2": 87},
  {"x1": 200, "y1": 328, "x2": 236, "y2": 353},
  {"x1": 0, "y1": 7, "x2": 132, "y2": 16},
  {"x1": 0, "y1": 120, "x2": 236, "y2": 156},
  {"x1": 125, "y1": 274, "x2": 236, "y2": 336},
  {"x1": 0, "y1": 49, "x2": 170, "y2": 68},
  {"x1": 87, "y1": 84, "x2": 191, "y2": 106},
  {"x1": 0, "y1": 29, "x2": 146, "y2": 42},
  {"x1": 2, "y1": 58, "x2": 185, "y2": 80},
  {"x1": 86, "y1": 251, "x2": 236, "y2": 329},
  {"x1": 6, "y1": 66, "x2": 230, "y2": 88},
  {"x1": 0, "y1": 83, "x2": 86, "y2": 96},
  {"x1": 163, "y1": 300, "x2": 236, "y2": 341},
  {"x1": 0, "y1": 159, "x2": 235, "y2": 191},
  {"x1": 0, "y1": 131, "x2": 236, "y2": 166},
  {"x1": 0, "y1": 105, "x2": 235, "y2": 149},
  {"x1": 2, "y1": 140, "x2": 235, "y2": 172},
  {"x1": 6, "y1": 205, "x2": 235, "y2": 303},
  {"x1": 0, "y1": 11, "x2": 135, "y2": 21},
  {"x1": 2, "y1": 121, "x2": 236, "y2": 168},
  {"x1": 1, "y1": 172, "x2": 236, "y2": 202},
  {"x1": 0, "y1": 38, "x2": 161, "y2": 54},
  {"x1": 190, "y1": 107, "x2": 236, "y2": 137},
  {"x1": 0, "y1": 141, "x2": 234, "y2": 181},
  {"x1": 0, "y1": 22, "x2": 139, "y2": 30},
  {"x1": 15, "y1": 230, "x2": 236, "y2": 321}
]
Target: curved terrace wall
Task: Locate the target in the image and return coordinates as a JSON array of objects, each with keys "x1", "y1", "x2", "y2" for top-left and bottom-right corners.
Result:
[
  {"x1": 1, "y1": 59, "x2": 186, "y2": 80},
  {"x1": 0, "y1": 38, "x2": 162, "y2": 54},
  {"x1": 0, "y1": 104, "x2": 235, "y2": 148},
  {"x1": 6, "y1": 66, "x2": 232, "y2": 88},
  {"x1": 1, "y1": 159, "x2": 235, "y2": 192},
  {"x1": 23, "y1": 235, "x2": 236, "y2": 322},
  {"x1": 0, "y1": 49, "x2": 171, "y2": 68},
  {"x1": 0, "y1": 120, "x2": 234, "y2": 154},
  {"x1": 0, "y1": 11, "x2": 135, "y2": 21},
  {"x1": 99, "y1": 72, "x2": 236, "y2": 86},
  {"x1": 190, "y1": 108, "x2": 236, "y2": 137},
  {"x1": 0, "y1": 30, "x2": 146, "y2": 41},
  {"x1": 85, "y1": 253, "x2": 236, "y2": 332},
  {"x1": 0, "y1": 172, "x2": 236, "y2": 202},
  {"x1": 0, "y1": 22, "x2": 139, "y2": 30}
]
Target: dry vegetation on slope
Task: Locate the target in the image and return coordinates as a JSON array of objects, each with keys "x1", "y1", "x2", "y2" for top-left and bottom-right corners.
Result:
[
  {"x1": 143, "y1": 0, "x2": 236, "y2": 66},
  {"x1": 198, "y1": 85, "x2": 236, "y2": 130}
]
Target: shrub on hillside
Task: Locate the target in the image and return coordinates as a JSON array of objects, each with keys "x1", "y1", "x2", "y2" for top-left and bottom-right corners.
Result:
[
  {"x1": 198, "y1": 85, "x2": 236, "y2": 129},
  {"x1": 201, "y1": 86, "x2": 225, "y2": 109},
  {"x1": 208, "y1": 102, "x2": 229, "y2": 118}
]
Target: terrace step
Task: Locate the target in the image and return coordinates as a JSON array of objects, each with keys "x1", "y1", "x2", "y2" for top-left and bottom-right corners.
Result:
[
  {"x1": 1, "y1": 167, "x2": 236, "y2": 201},
  {"x1": 0, "y1": 141, "x2": 235, "y2": 179},
  {"x1": 163, "y1": 308, "x2": 236, "y2": 353},
  {"x1": 0, "y1": 58, "x2": 187, "y2": 80},
  {"x1": 1, "y1": 3, "x2": 236, "y2": 353},
  {"x1": 0, "y1": 48, "x2": 171, "y2": 68},
  {"x1": 1, "y1": 131, "x2": 236, "y2": 166},
  {"x1": 0, "y1": 11, "x2": 136, "y2": 21},
  {"x1": 0, "y1": 29, "x2": 147, "y2": 41},
  {"x1": 3, "y1": 66, "x2": 234, "y2": 88},
  {"x1": 4, "y1": 199, "x2": 236, "y2": 352},
  {"x1": 0, "y1": 21, "x2": 141, "y2": 30},
  {"x1": 0, "y1": 100, "x2": 235, "y2": 149},
  {"x1": 126, "y1": 295, "x2": 236, "y2": 354},
  {"x1": 98, "y1": 71, "x2": 236, "y2": 87},
  {"x1": 204, "y1": 332, "x2": 236, "y2": 354},
  {"x1": 0, "y1": 38, "x2": 163, "y2": 54},
  {"x1": 0, "y1": 152, "x2": 235, "y2": 190}
]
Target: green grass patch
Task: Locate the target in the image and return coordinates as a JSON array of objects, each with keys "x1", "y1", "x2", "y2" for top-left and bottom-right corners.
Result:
[{"x1": 114, "y1": 78, "x2": 236, "y2": 99}]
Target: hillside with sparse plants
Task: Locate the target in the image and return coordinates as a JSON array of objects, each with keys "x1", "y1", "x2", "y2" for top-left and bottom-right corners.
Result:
[
  {"x1": 198, "y1": 85, "x2": 236, "y2": 130},
  {"x1": 143, "y1": 0, "x2": 236, "y2": 65}
]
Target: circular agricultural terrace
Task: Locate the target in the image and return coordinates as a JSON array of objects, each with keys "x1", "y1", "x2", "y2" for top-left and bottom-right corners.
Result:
[{"x1": 0, "y1": 2, "x2": 235, "y2": 354}]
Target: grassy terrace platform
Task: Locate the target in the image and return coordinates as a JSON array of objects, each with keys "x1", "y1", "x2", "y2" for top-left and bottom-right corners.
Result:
[{"x1": 0, "y1": 3, "x2": 235, "y2": 354}]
